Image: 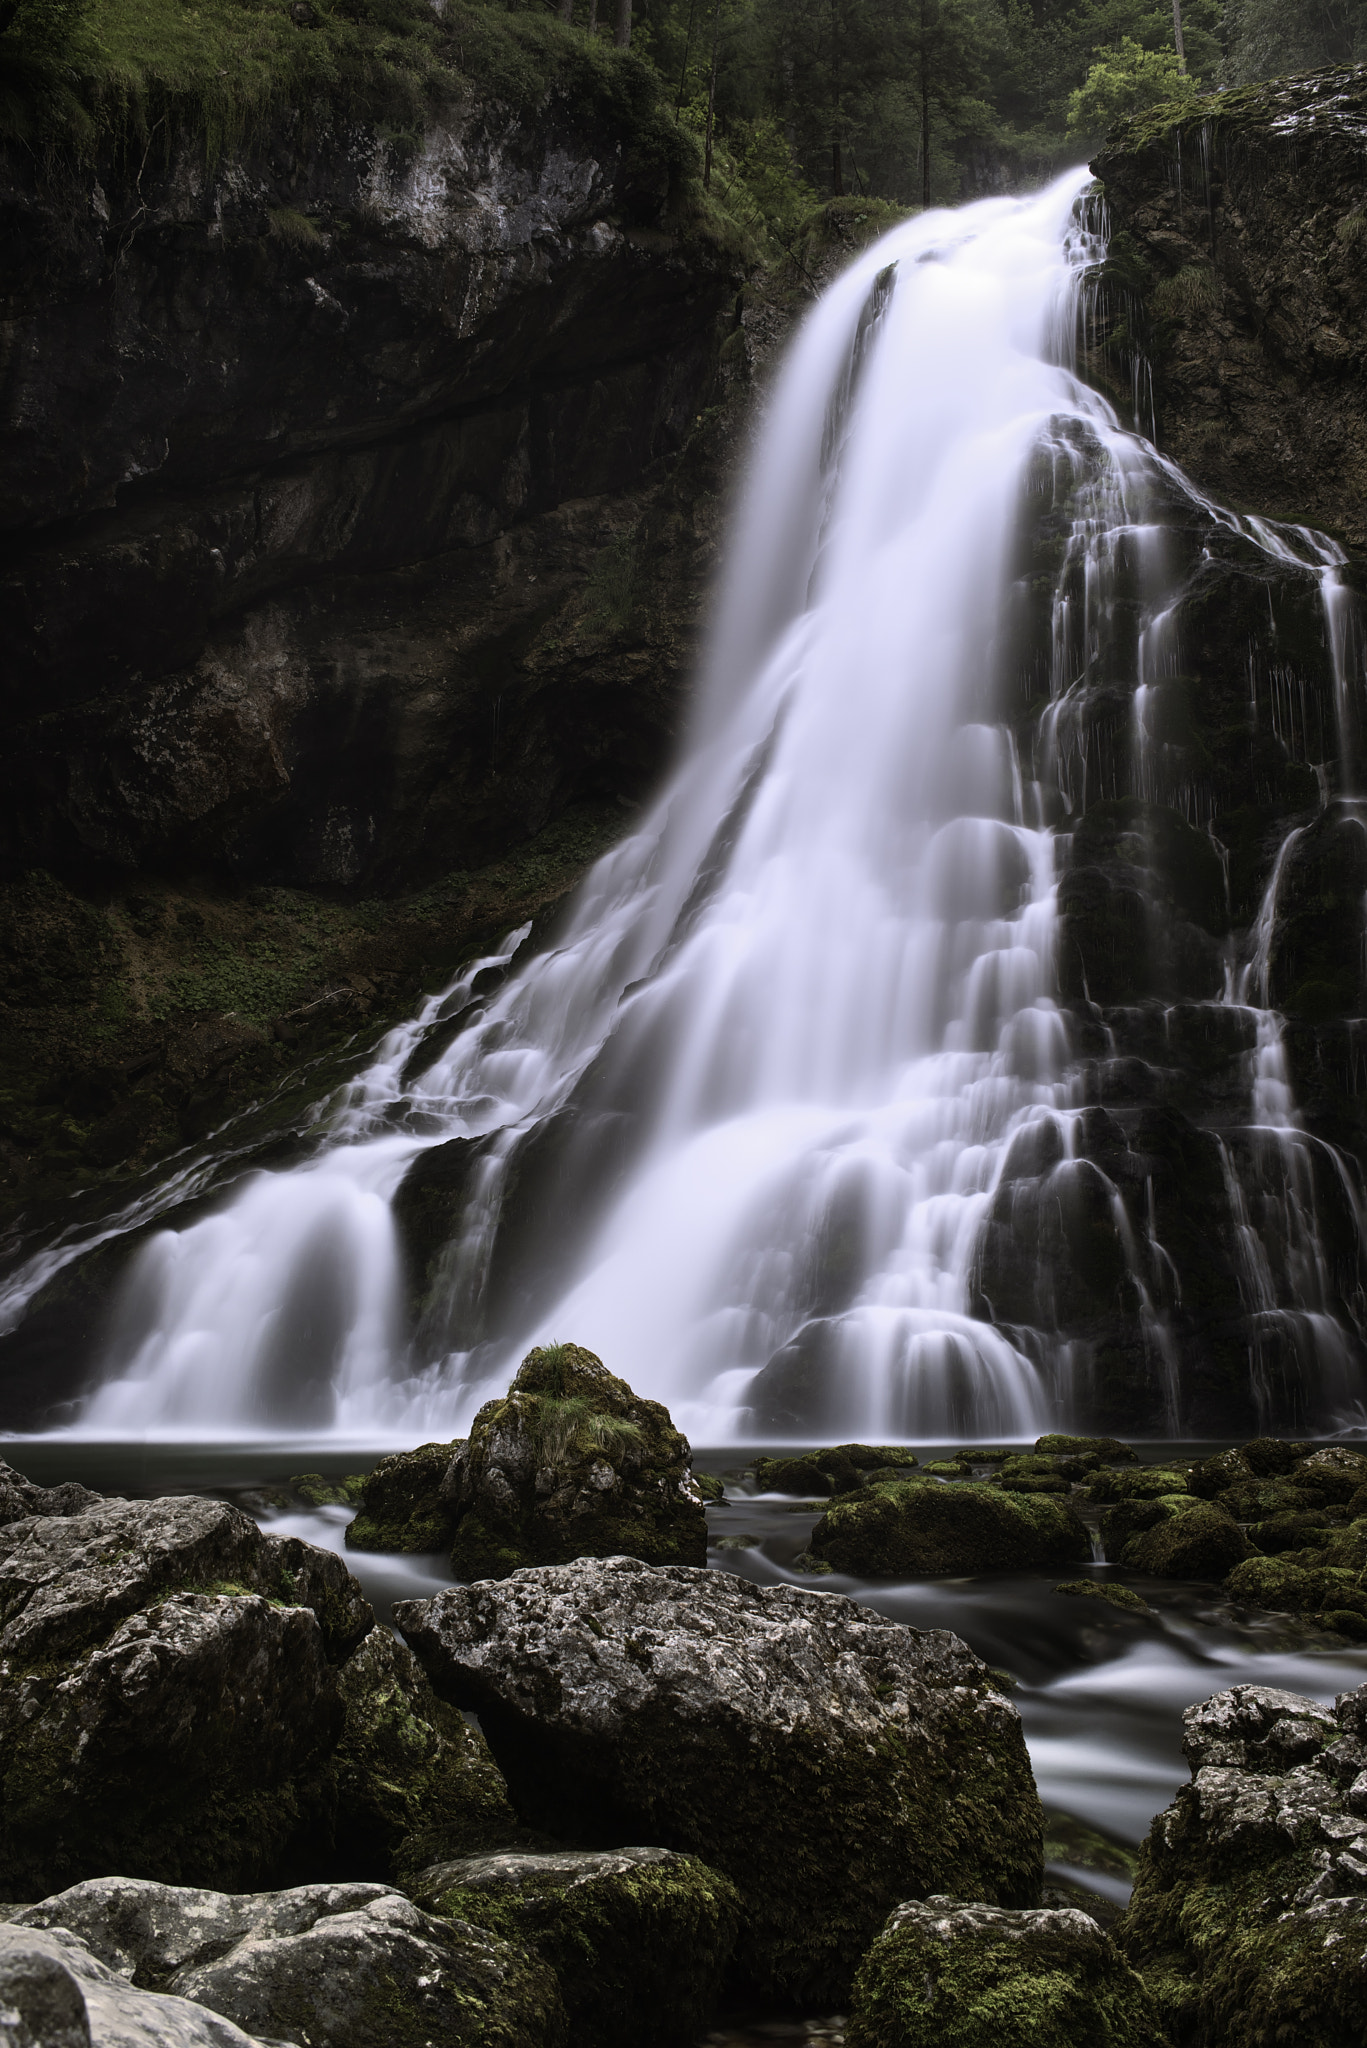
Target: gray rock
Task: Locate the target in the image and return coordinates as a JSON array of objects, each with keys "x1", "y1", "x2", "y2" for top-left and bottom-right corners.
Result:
[
  {"x1": 13, "y1": 1878, "x2": 566, "y2": 2048},
  {"x1": 0, "y1": 1592, "x2": 343, "y2": 1898},
  {"x1": 0, "y1": 1921, "x2": 267, "y2": 2047},
  {"x1": 0, "y1": 1494, "x2": 372, "y2": 1666},
  {"x1": 1121, "y1": 1678, "x2": 1367, "y2": 2046},
  {"x1": 411, "y1": 1845, "x2": 741, "y2": 2048},
  {"x1": 847, "y1": 1896, "x2": 1163, "y2": 2047},
  {"x1": 0, "y1": 1461, "x2": 104, "y2": 1529},
  {"x1": 395, "y1": 1554, "x2": 1043, "y2": 2003}
]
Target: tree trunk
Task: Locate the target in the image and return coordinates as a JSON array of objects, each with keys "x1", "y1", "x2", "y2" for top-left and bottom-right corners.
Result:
[
  {"x1": 703, "y1": 0, "x2": 720, "y2": 188},
  {"x1": 1172, "y1": 0, "x2": 1185, "y2": 69},
  {"x1": 831, "y1": 140, "x2": 844, "y2": 196},
  {"x1": 920, "y1": 9, "x2": 931, "y2": 210},
  {"x1": 615, "y1": 0, "x2": 631, "y2": 48},
  {"x1": 558, "y1": 0, "x2": 574, "y2": 21},
  {"x1": 586, "y1": 0, "x2": 597, "y2": 28}
]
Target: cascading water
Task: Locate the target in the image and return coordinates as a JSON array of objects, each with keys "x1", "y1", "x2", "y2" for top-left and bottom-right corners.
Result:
[{"x1": 23, "y1": 167, "x2": 1367, "y2": 1443}]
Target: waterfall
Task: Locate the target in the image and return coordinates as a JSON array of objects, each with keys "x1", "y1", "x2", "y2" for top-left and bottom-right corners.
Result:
[{"x1": 26, "y1": 168, "x2": 1367, "y2": 1444}]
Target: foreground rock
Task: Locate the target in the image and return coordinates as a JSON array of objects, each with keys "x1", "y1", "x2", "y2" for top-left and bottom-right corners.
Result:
[
  {"x1": 11, "y1": 1878, "x2": 564, "y2": 2048},
  {"x1": 803, "y1": 1479, "x2": 1091, "y2": 1577},
  {"x1": 412, "y1": 1845, "x2": 740, "y2": 2047},
  {"x1": 396, "y1": 1555, "x2": 1043, "y2": 2002},
  {"x1": 0, "y1": 1921, "x2": 267, "y2": 2046},
  {"x1": 1119, "y1": 1679, "x2": 1367, "y2": 2045},
  {"x1": 0, "y1": 1473, "x2": 520, "y2": 1896},
  {"x1": 442, "y1": 1345, "x2": 707, "y2": 1578},
  {"x1": 847, "y1": 1897, "x2": 1163, "y2": 2048}
]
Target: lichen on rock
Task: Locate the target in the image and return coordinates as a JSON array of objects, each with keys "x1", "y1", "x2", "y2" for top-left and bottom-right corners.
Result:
[
  {"x1": 441, "y1": 1343, "x2": 707, "y2": 1579},
  {"x1": 846, "y1": 1896, "x2": 1165, "y2": 2048},
  {"x1": 394, "y1": 1553, "x2": 1043, "y2": 2003},
  {"x1": 411, "y1": 1844, "x2": 741, "y2": 2047}
]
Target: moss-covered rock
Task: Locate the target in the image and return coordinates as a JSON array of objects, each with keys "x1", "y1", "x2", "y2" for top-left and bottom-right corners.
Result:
[
  {"x1": 332, "y1": 1627, "x2": 518, "y2": 1883},
  {"x1": 1224, "y1": 1554, "x2": 1367, "y2": 1629},
  {"x1": 1189, "y1": 1448, "x2": 1255, "y2": 1497},
  {"x1": 693, "y1": 1472, "x2": 726, "y2": 1503},
  {"x1": 412, "y1": 1845, "x2": 740, "y2": 2047},
  {"x1": 1035, "y1": 1434, "x2": 1138, "y2": 1462},
  {"x1": 1117, "y1": 1499, "x2": 1249, "y2": 1580},
  {"x1": 1247, "y1": 1510, "x2": 1339, "y2": 1554},
  {"x1": 1294, "y1": 1446, "x2": 1367, "y2": 1505},
  {"x1": 291, "y1": 1473, "x2": 366, "y2": 1508},
  {"x1": 1085, "y1": 1466, "x2": 1190, "y2": 1503},
  {"x1": 753, "y1": 1446, "x2": 917, "y2": 1496},
  {"x1": 395, "y1": 1556, "x2": 1043, "y2": 2004},
  {"x1": 1054, "y1": 1580, "x2": 1152, "y2": 1615},
  {"x1": 444, "y1": 1345, "x2": 705, "y2": 1580},
  {"x1": 1241, "y1": 1437, "x2": 1305, "y2": 1477},
  {"x1": 803, "y1": 1479, "x2": 1092, "y2": 1578},
  {"x1": 846, "y1": 1896, "x2": 1164, "y2": 2048},
  {"x1": 11, "y1": 1875, "x2": 567, "y2": 2048},
  {"x1": 345, "y1": 1442, "x2": 462, "y2": 1554},
  {"x1": 1118, "y1": 1679, "x2": 1367, "y2": 2046}
]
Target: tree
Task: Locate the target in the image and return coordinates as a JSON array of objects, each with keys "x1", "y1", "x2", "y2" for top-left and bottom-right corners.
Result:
[
  {"x1": 1066, "y1": 34, "x2": 1197, "y2": 134},
  {"x1": 1223, "y1": 0, "x2": 1367, "y2": 83}
]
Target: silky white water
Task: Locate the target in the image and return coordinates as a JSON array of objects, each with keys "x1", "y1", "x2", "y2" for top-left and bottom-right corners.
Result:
[{"x1": 42, "y1": 166, "x2": 1364, "y2": 1443}]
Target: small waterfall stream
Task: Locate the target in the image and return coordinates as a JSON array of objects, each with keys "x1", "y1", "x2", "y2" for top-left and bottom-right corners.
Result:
[{"x1": 15, "y1": 167, "x2": 1367, "y2": 1444}]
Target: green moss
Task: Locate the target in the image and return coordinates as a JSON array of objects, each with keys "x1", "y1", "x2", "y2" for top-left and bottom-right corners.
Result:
[
  {"x1": 847, "y1": 1902, "x2": 1162, "y2": 2048},
  {"x1": 1086, "y1": 1466, "x2": 1190, "y2": 1502},
  {"x1": 808, "y1": 1480, "x2": 1091, "y2": 1578},
  {"x1": 1117, "y1": 1499, "x2": 1249, "y2": 1580},
  {"x1": 346, "y1": 1441, "x2": 460, "y2": 1554},
  {"x1": 1036, "y1": 1434, "x2": 1138, "y2": 1463},
  {"x1": 290, "y1": 1471, "x2": 366, "y2": 1507},
  {"x1": 1224, "y1": 1553, "x2": 1367, "y2": 1621},
  {"x1": 1054, "y1": 1580, "x2": 1152, "y2": 1614},
  {"x1": 423, "y1": 1852, "x2": 741, "y2": 2048},
  {"x1": 692, "y1": 1472, "x2": 725, "y2": 1503}
]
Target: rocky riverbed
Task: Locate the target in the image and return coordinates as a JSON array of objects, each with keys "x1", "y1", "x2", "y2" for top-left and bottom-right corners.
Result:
[{"x1": 2, "y1": 1353, "x2": 1366, "y2": 2043}]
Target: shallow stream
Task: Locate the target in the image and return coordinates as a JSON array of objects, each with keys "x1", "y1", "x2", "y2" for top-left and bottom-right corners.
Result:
[{"x1": 10, "y1": 1434, "x2": 1366, "y2": 2043}]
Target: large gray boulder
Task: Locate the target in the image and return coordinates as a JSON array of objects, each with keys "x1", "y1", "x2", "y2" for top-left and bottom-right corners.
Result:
[
  {"x1": 1120, "y1": 1679, "x2": 1367, "y2": 2046},
  {"x1": 12, "y1": 1877, "x2": 565, "y2": 2048},
  {"x1": 846, "y1": 1897, "x2": 1164, "y2": 2047},
  {"x1": 395, "y1": 1555, "x2": 1043, "y2": 2003},
  {"x1": 0, "y1": 1485, "x2": 376, "y2": 1895},
  {"x1": 0, "y1": 1921, "x2": 267, "y2": 2047},
  {"x1": 411, "y1": 1844, "x2": 741, "y2": 2047},
  {"x1": 0, "y1": 1460, "x2": 103, "y2": 1528}
]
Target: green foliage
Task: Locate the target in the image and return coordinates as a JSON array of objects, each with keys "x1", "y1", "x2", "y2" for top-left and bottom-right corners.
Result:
[
  {"x1": 1223, "y1": 0, "x2": 1367, "y2": 85},
  {"x1": 1067, "y1": 36, "x2": 1198, "y2": 137}
]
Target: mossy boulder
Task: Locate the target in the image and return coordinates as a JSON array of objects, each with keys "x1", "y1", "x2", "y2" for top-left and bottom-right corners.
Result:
[
  {"x1": 807, "y1": 1480, "x2": 1091, "y2": 1578},
  {"x1": 753, "y1": 1446, "x2": 918, "y2": 1496},
  {"x1": 1119, "y1": 1680, "x2": 1367, "y2": 2047},
  {"x1": 1085, "y1": 1466, "x2": 1190, "y2": 1503},
  {"x1": 0, "y1": 1480, "x2": 376, "y2": 1897},
  {"x1": 1114, "y1": 1499, "x2": 1249, "y2": 1581},
  {"x1": 291, "y1": 1473, "x2": 366, "y2": 1508},
  {"x1": 1035, "y1": 1434, "x2": 1138, "y2": 1463},
  {"x1": 10, "y1": 1876, "x2": 566, "y2": 2048},
  {"x1": 1216, "y1": 1478, "x2": 1320, "y2": 1519},
  {"x1": 1054, "y1": 1580, "x2": 1152, "y2": 1615},
  {"x1": 1293, "y1": 1446, "x2": 1367, "y2": 1506},
  {"x1": 1241, "y1": 1437, "x2": 1304, "y2": 1477},
  {"x1": 846, "y1": 1896, "x2": 1164, "y2": 2048},
  {"x1": 412, "y1": 1845, "x2": 740, "y2": 2047},
  {"x1": 693, "y1": 1473, "x2": 726, "y2": 1503},
  {"x1": 395, "y1": 1556, "x2": 1043, "y2": 2004},
  {"x1": 345, "y1": 1441, "x2": 463, "y2": 1554},
  {"x1": 333, "y1": 1627, "x2": 518, "y2": 1883},
  {"x1": 444, "y1": 1345, "x2": 706, "y2": 1580},
  {"x1": 1189, "y1": 1448, "x2": 1255, "y2": 1497},
  {"x1": 1247, "y1": 1511, "x2": 1339, "y2": 1554},
  {"x1": 1224, "y1": 1554, "x2": 1367, "y2": 1631}
]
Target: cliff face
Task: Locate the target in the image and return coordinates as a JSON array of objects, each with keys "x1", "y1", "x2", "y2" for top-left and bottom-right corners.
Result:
[
  {"x1": 1091, "y1": 66, "x2": 1367, "y2": 549},
  {"x1": 0, "y1": 90, "x2": 739, "y2": 891}
]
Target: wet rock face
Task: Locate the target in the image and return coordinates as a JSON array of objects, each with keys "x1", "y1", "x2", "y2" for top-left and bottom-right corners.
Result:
[
  {"x1": 411, "y1": 1844, "x2": 741, "y2": 2048},
  {"x1": 0, "y1": 96, "x2": 738, "y2": 893},
  {"x1": 1120, "y1": 1678, "x2": 1367, "y2": 2046},
  {"x1": 9, "y1": 1879, "x2": 566, "y2": 2048},
  {"x1": 440, "y1": 1343, "x2": 707, "y2": 1578},
  {"x1": 847, "y1": 1896, "x2": 1164, "y2": 2048},
  {"x1": 395, "y1": 1553, "x2": 1044, "y2": 2003},
  {"x1": 1093, "y1": 68, "x2": 1367, "y2": 553}
]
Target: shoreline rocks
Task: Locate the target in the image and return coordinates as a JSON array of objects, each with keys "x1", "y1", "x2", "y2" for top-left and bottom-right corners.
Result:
[{"x1": 395, "y1": 1553, "x2": 1044, "y2": 2002}]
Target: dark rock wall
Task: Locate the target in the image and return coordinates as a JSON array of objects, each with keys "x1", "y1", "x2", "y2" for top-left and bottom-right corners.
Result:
[{"x1": 0, "y1": 95, "x2": 741, "y2": 892}]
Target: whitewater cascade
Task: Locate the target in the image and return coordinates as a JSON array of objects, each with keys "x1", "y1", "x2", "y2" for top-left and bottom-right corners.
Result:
[{"x1": 37, "y1": 167, "x2": 1367, "y2": 1443}]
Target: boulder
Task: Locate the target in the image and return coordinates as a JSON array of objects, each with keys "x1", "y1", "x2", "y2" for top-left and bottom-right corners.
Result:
[
  {"x1": 1114, "y1": 1499, "x2": 1250, "y2": 1581},
  {"x1": 0, "y1": 1460, "x2": 103, "y2": 1527},
  {"x1": 753, "y1": 1447, "x2": 917, "y2": 1496},
  {"x1": 1119, "y1": 1680, "x2": 1367, "y2": 2046},
  {"x1": 412, "y1": 1845, "x2": 741, "y2": 2047},
  {"x1": 1035, "y1": 1434, "x2": 1138, "y2": 1462},
  {"x1": 694, "y1": 1473, "x2": 726, "y2": 1503},
  {"x1": 345, "y1": 1441, "x2": 462, "y2": 1554},
  {"x1": 289, "y1": 1474, "x2": 365, "y2": 1508},
  {"x1": 1246, "y1": 1510, "x2": 1339, "y2": 1554},
  {"x1": 1224, "y1": 1554, "x2": 1367, "y2": 1634},
  {"x1": 1188, "y1": 1448, "x2": 1255, "y2": 1497},
  {"x1": 442, "y1": 1345, "x2": 706, "y2": 1579},
  {"x1": 1241, "y1": 1437, "x2": 1304, "y2": 1477},
  {"x1": 332, "y1": 1625, "x2": 519, "y2": 1881},
  {"x1": 0, "y1": 1921, "x2": 268, "y2": 2046},
  {"x1": 0, "y1": 1481, "x2": 375, "y2": 1896},
  {"x1": 0, "y1": 1591, "x2": 342, "y2": 1897},
  {"x1": 1084, "y1": 1466, "x2": 1189, "y2": 1502},
  {"x1": 846, "y1": 1896, "x2": 1163, "y2": 2048},
  {"x1": 1216, "y1": 1478, "x2": 1319, "y2": 1519},
  {"x1": 805, "y1": 1479, "x2": 1091, "y2": 1577},
  {"x1": 11, "y1": 1878, "x2": 565, "y2": 2048},
  {"x1": 394, "y1": 1555, "x2": 1043, "y2": 2002},
  {"x1": 1294, "y1": 1446, "x2": 1367, "y2": 1506},
  {"x1": 1053, "y1": 1580, "x2": 1152, "y2": 1615}
]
